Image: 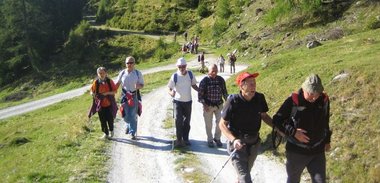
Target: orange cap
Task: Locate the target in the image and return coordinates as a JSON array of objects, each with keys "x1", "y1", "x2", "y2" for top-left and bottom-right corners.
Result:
[{"x1": 236, "y1": 72, "x2": 259, "y2": 85}]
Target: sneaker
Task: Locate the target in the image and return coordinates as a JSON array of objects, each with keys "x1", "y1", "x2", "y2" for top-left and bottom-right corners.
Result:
[
  {"x1": 184, "y1": 140, "x2": 191, "y2": 146},
  {"x1": 100, "y1": 133, "x2": 108, "y2": 140},
  {"x1": 208, "y1": 141, "x2": 215, "y2": 148},
  {"x1": 214, "y1": 139, "x2": 223, "y2": 147},
  {"x1": 110, "y1": 131, "x2": 114, "y2": 138},
  {"x1": 125, "y1": 127, "x2": 129, "y2": 134}
]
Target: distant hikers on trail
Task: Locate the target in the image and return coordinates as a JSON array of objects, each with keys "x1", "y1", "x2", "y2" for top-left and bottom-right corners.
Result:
[
  {"x1": 116, "y1": 56, "x2": 144, "y2": 140},
  {"x1": 168, "y1": 57, "x2": 199, "y2": 147},
  {"x1": 88, "y1": 67, "x2": 118, "y2": 140},
  {"x1": 198, "y1": 64, "x2": 228, "y2": 148},
  {"x1": 273, "y1": 74, "x2": 332, "y2": 183},
  {"x1": 219, "y1": 72, "x2": 274, "y2": 183}
]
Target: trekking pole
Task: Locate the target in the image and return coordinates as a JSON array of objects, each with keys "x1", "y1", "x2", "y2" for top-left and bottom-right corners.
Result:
[
  {"x1": 209, "y1": 149, "x2": 237, "y2": 183},
  {"x1": 171, "y1": 99, "x2": 175, "y2": 151}
]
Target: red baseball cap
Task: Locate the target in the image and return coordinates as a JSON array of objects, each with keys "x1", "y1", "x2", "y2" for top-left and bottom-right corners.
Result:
[{"x1": 236, "y1": 72, "x2": 259, "y2": 85}]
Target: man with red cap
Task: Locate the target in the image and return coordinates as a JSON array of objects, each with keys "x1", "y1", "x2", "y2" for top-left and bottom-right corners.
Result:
[{"x1": 219, "y1": 72, "x2": 273, "y2": 183}]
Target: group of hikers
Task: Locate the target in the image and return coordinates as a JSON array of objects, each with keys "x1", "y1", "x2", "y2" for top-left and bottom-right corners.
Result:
[
  {"x1": 181, "y1": 32, "x2": 200, "y2": 54},
  {"x1": 89, "y1": 55, "x2": 332, "y2": 183},
  {"x1": 197, "y1": 50, "x2": 237, "y2": 74}
]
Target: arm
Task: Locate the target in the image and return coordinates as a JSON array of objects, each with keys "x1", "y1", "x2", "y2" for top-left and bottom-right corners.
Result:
[
  {"x1": 191, "y1": 84, "x2": 199, "y2": 92},
  {"x1": 136, "y1": 71, "x2": 144, "y2": 90},
  {"x1": 219, "y1": 118, "x2": 244, "y2": 150},
  {"x1": 261, "y1": 112, "x2": 273, "y2": 127}
]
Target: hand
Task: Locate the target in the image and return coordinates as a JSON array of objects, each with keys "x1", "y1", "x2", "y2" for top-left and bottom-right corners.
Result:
[
  {"x1": 294, "y1": 128, "x2": 310, "y2": 143},
  {"x1": 233, "y1": 139, "x2": 244, "y2": 150},
  {"x1": 170, "y1": 90, "x2": 176, "y2": 97},
  {"x1": 203, "y1": 104, "x2": 210, "y2": 112},
  {"x1": 325, "y1": 143, "x2": 331, "y2": 152}
]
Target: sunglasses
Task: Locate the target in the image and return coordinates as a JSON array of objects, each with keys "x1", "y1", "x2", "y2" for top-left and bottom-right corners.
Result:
[
  {"x1": 126, "y1": 62, "x2": 134, "y2": 65},
  {"x1": 178, "y1": 65, "x2": 186, "y2": 69}
]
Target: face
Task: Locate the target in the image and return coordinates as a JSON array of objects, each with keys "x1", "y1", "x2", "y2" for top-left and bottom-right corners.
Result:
[
  {"x1": 208, "y1": 66, "x2": 218, "y2": 78},
  {"x1": 97, "y1": 70, "x2": 107, "y2": 80},
  {"x1": 125, "y1": 58, "x2": 135, "y2": 70},
  {"x1": 240, "y1": 77, "x2": 256, "y2": 97},
  {"x1": 178, "y1": 65, "x2": 187, "y2": 75},
  {"x1": 303, "y1": 91, "x2": 321, "y2": 103}
]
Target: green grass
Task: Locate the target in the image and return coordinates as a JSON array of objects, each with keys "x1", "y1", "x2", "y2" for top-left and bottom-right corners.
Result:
[{"x1": 0, "y1": 95, "x2": 109, "y2": 182}]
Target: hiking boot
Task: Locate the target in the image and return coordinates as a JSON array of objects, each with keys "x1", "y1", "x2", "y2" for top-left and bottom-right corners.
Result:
[
  {"x1": 208, "y1": 141, "x2": 215, "y2": 148},
  {"x1": 110, "y1": 131, "x2": 114, "y2": 138},
  {"x1": 131, "y1": 134, "x2": 136, "y2": 140},
  {"x1": 174, "y1": 140, "x2": 185, "y2": 148},
  {"x1": 184, "y1": 140, "x2": 191, "y2": 146},
  {"x1": 214, "y1": 139, "x2": 223, "y2": 147}
]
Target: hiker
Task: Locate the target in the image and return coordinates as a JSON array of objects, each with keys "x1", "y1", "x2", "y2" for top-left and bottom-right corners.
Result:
[
  {"x1": 116, "y1": 56, "x2": 144, "y2": 140},
  {"x1": 167, "y1": 57, "x2": 199, "y2": 147},
  {"x1": 217, "y1": 54, "x2": 225, "y2": 73},
  {"x1": 219, "y1": 72, "x2": 273, "y2": 183},
  {"x1": 198, "y1": 52, "x2": 205, "y2": 72},
  {"x1": 183, "y1": 31, "x2": 188, "y2": 42},
  {"x1": 228, "y1": 52, "x2": 237, "y2": 74},
  {"x1": 272, "y1": 74, "x2": 332, "y2": 183},
  {"x1": 89, "y1": 67, "x2": 117, "y2": 139},
  {"x1": 198, "y1": 64, "x2": 228, "y2": 148}
]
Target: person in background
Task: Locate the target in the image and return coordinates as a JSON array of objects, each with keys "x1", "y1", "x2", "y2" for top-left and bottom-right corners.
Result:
[
  {"x1": 198, "y1": 64, "x2": 228, "y2": 148},
  {"x1": 228, "y1": 52, "x2": 237, "y2": 74},
  {"x1": 273, "y1": 74, "x2": 332, "y2": 183},
  {"x1": 219, "y1": 72, "x2": 273, "y2": 183},
  {"x1": 89, "y1": 67, "x2": 117, "y2": 139},
  {"x1": 168, "y1": 57, "x2": 199, "y2": 147},
  {"x1": 217, "y1": 54, "x2": 225, "y2": 73},
  {"x1": 116, "y1": 56, "x2": 144, "y2": 140}
]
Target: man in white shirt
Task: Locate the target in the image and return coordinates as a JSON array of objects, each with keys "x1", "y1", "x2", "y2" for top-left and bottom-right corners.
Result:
[{"x1": 168, "y1": 57, "x2": 199, "y2": 147}]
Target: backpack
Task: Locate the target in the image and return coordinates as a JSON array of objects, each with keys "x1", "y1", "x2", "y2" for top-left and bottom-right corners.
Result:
[
  {"x1": 272, "y1": 92, "x2": 329, "y2": 149},
  {"x1": 173, "y1": 71, "x2": 194, "y2": 86}
]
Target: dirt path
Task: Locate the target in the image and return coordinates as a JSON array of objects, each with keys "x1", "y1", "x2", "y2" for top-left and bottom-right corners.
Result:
[{"x1": 107, "y1": 56, "x2": 287, "y2": 182}]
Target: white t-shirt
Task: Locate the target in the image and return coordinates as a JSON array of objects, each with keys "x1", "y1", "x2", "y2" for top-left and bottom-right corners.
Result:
[
  {"x1": 167, "y1": 70, "x2": 197, "y2": 102},
  {"x1": 116, "y1": 69, "x2": 144, "y2": 92}
]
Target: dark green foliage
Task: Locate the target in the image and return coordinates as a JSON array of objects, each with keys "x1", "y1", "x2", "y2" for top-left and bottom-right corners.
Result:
[
  {"x1": 197, "y1": 2, "x2": 211, "y2": 18},
  {"x1": 0, "y1": 0, "x2": 84, "y2": 87}
]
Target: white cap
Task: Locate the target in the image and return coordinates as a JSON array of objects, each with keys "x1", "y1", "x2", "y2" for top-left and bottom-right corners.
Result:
[{"x1": 176, "y1": 57, "x2": 187, "y2": 66}]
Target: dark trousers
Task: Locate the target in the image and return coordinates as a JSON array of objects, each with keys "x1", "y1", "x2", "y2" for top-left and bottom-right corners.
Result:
[
  {"x1": 286, "y1": 151, "x2": 326, "y2": 183},
  {"x1": 174, "y1": 101, "x2": 192, "y2": 141},
  {"x1": 98, "y1": 106, "x2": 114, "y2": 135}
]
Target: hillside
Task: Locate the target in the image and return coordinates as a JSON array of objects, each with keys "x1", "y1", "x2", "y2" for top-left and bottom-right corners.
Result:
[{"x1": 206, "y1": 0, "x2": 380, "y2": 182}]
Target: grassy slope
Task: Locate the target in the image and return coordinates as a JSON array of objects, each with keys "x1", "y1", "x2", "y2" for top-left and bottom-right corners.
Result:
[{"x1": 215, "y1": 1, "x2": 380, "y2": 182}]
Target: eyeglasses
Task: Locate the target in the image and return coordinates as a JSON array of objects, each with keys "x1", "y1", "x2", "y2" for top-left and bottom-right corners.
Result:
[
  {"x1": 126, "y1": 62, "x2": 134, "y2": 65},
  {"x1": 178, "y1": 65, "x2": 186, "y2": 69}
]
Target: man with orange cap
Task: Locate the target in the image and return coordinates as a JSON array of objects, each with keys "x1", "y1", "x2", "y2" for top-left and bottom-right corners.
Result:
[{"x1": 219, "y1": 72, "x2": 273, "y2": 183}]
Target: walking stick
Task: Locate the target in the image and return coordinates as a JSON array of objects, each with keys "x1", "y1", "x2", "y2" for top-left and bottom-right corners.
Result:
[
  {"x1": 209, "y1": 149, "x2": 237, "y2": 183},
  {"x1": 171, "y1": 99, "x2": 175, "y2": 150}
]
